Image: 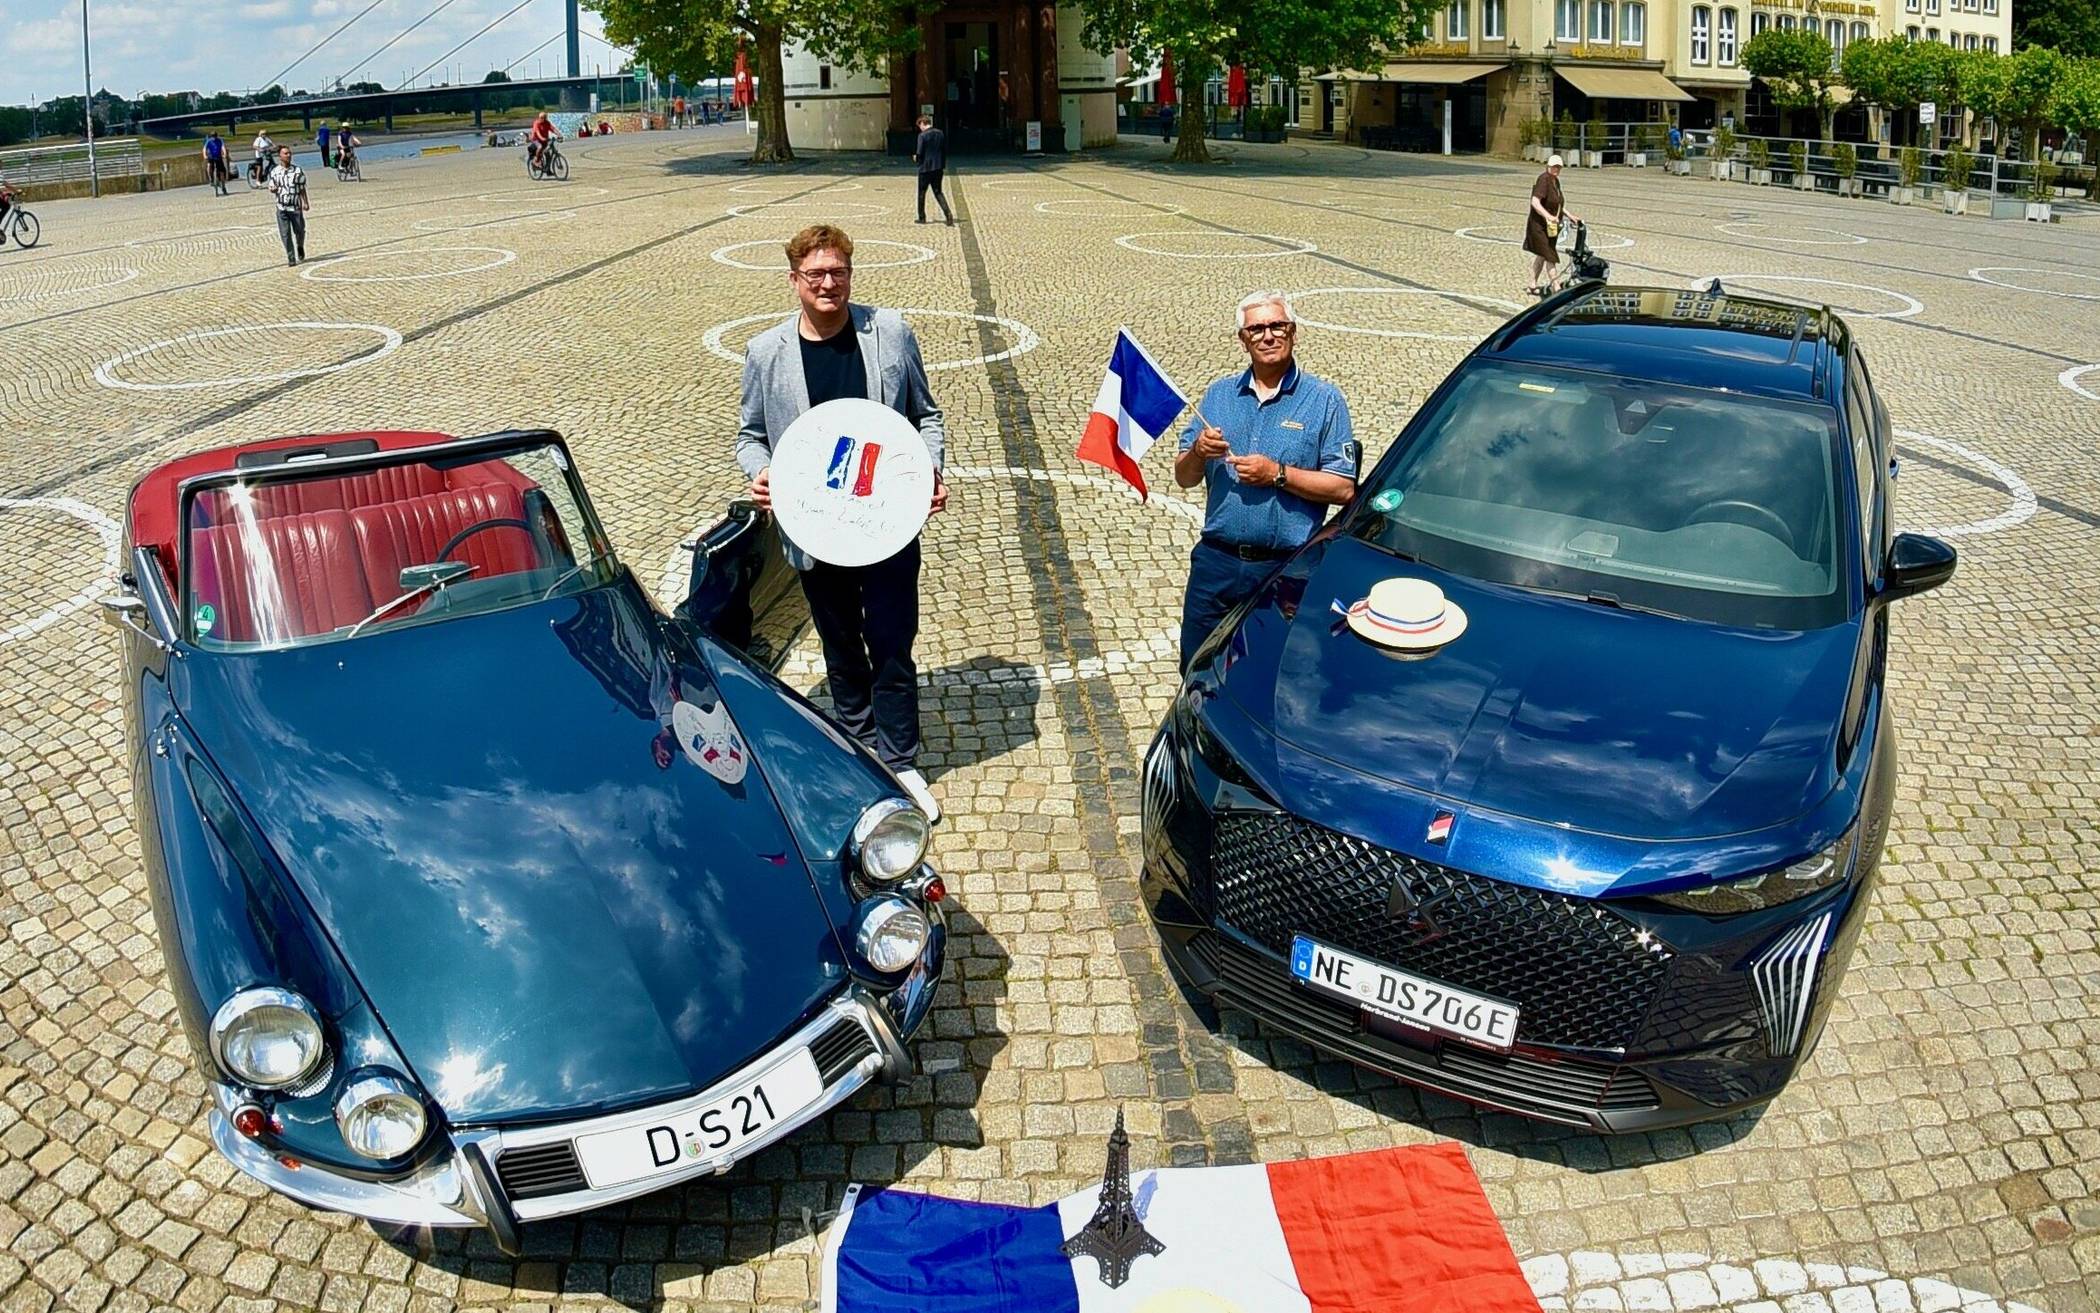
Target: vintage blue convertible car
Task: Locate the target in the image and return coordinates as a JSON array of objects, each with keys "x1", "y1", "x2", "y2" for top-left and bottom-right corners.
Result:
[{"x1": 105, "y1": 429, "x2": 944, "y2": 1252}]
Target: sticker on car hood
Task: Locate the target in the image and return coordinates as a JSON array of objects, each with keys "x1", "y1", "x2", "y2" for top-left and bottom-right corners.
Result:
[{"x1": 673, "y1": 698, "x2": 749, "y2": 785}]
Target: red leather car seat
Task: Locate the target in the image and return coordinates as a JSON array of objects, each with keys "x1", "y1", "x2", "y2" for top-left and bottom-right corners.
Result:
[
  {"x1": 188, "y1": 510, "x2": 374, "y2": 644},
  {"x1": 349, "y1": 485, "x2": 540, "y2": 605}
]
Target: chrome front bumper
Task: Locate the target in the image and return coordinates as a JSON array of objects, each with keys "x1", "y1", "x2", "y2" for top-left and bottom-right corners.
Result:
[{"x1": 207, "y1": 926, "x2": 944, "y2": 1249}]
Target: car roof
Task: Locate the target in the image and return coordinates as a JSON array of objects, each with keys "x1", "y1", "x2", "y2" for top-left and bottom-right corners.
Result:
[
  {"x1": 128, "y1": 430, "x2": 453, "y2": 569},
  {"x1": 1480, "y1": 284, "x2": 1851, "y2": 405}
]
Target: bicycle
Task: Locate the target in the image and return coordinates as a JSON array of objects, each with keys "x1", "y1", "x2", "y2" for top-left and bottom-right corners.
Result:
[
  {"x1": 247, "y1": 156, "x2": 270, "y2": 189},
  {"x1": 336, "y1": 152, "x2": 362, "y2": 183},
  {"x1": 526, "y1": 139, "x2": 569, "y2": 182},
  {"x1": 1, "y1": 196, "x2": 37, "y2": 250}
]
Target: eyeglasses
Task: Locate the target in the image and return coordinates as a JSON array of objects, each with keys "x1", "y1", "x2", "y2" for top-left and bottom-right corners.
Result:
[
  {"x1": 1240, "y1": 320, "x2": 1295, "y2": 339},
  {"x1": 794, "y1": 267, "x2": 852, "y2": 285}
]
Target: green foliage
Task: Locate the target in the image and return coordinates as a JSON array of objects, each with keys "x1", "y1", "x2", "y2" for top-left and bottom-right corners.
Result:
[
  {"x1": 1639, "y1": 124, "x2": 1664, "y2": 154},
  {"x1": 1743, "y1": 27, "x2": 1841, "y2": 138},
  {"x1": 1943, "y1": 145, "x2": 1974, "y2": 191},
  {"x1": 1787, "y1": 138, "x2": 1808, "y2": 173},
  {"x1": 1842, "y1": 34, "x2": 1958, "y2": 126},
  {"x1": 1713, "y1": 124, "x2": 1736, "y2": 157},
  {"x1": 1555, "y1": 109, "x2": 1577, "y2": 148},
  {"x1": 1899, "y1": 144, "x2": 1923, "y2": 186},
  {"x1": 2027, "y1": 156, "x2": 2059, "y2": 199},
  {"x1": 1586, "y1": 114, "x2": 1607, "y2": 151},
  {"x1": 1832, "y1": 141, "x2": 1857, "y2": 177},
  {"x1": 2015, "y1": 0, "x2": 2100, "y2": 59},
  {"x1": 1746, "y1": 136, "x2": 1771, "y2": 169},
  {"x1": 2050, "y1": 58, "x2": 2100, "y2": 146}
]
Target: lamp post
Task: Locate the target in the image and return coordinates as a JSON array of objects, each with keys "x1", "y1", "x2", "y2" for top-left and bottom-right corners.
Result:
[{"x1": 82, "y1": 0, "x2": 99, "y2": 197}]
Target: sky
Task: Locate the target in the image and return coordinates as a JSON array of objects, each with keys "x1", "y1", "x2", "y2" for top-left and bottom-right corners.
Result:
[{"x1": 1, "y1": 0, "x2": 626, "y2": 108}]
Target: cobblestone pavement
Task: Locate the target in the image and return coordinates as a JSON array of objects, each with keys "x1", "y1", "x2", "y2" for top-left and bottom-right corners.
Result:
[{"x1": 2, "y1": 125, "x2": 2097, "y2": 1313}]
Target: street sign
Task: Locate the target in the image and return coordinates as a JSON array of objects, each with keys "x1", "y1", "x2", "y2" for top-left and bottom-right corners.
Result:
[
  {"x1": 1919, "y1": 101, "x2": 1937, "y2": 126},
  {"x1": 1025, "y1": 120, "x2": 1042, "y2": 152}
]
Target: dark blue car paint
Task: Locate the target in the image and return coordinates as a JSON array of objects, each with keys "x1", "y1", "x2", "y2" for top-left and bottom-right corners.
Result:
[{"x1": 161, "y1": 579, "x2": 859, "y2": 1126}]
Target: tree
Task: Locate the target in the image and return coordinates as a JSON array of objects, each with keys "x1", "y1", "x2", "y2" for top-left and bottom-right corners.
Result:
[
  {"x1": 2015, "y1": 0, "x2": 2100, "y2": 59},
  {"x1": 585, "y1": 0, "x2": 915, "y2": 164},
  {"x1": 1953, "y1": 46, "x2": 2011, "y2": 147},
  {"x1": 1743, "y1": 27, "x2": 1841, "y2": 141},
  {"x1": 1075, "y1": 0, "x2": 1435, "y2": 163},
  {"x1": 1841, "y1": 35, "x2": 1956, "y2": 146},
  {"x1": 1999, "y1": 44, "x2": 2069, "y2": 159},
  {"x1": 2049, "y1": 58, "x2": 2100, "y2": 197},
  {"x1": 483, "y1": 70, "x2": 512, "y2": 83}
]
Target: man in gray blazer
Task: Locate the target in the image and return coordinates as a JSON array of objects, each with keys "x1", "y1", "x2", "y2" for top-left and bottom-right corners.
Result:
[{"x1": 736, "y1": 223, "x2": 949, "y2": 820}]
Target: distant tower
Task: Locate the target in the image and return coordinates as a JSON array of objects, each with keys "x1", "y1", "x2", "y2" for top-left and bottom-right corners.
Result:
[{"x1": 1061, "y1": 1108, "x2": 1165, "y2": 1289}]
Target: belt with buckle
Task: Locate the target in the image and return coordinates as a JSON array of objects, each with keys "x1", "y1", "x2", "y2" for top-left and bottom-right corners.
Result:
[{"x1": 1201, "y1": 537, "x2": 1293, "y2": 562}]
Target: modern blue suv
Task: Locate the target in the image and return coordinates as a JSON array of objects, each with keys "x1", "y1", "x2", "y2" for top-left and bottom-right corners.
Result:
[{"x1": 1142, "y1": 284, "x2": 1957, "y2": 1131}]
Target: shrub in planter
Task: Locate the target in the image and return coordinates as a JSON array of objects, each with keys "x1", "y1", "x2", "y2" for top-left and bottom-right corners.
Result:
[
  {"x1": 1832, "y1": 142, "x2": 1858, "y2": 196},
  {"x1": 1894, "y1": 145, "x2": 1922, "y2": 204},
  {"x1": 1556, "y1": 110, "x2": 1578, "y2": 153},
  {"x1": 1584, "y1": 116, "x2": 1608, "y2": 165},
  {"x1": 2027, "y1": 158, "x2": 2057, "y2": 220},
  {"x1": 1788, "y1": 140, "x2": 1811, "y2": 188},
  {"x1": 1943, "y1": 147, "x2": 1973, "y2": 213},
  {"x1": 1745, "y1": 136, "x2": 1771, "y2": 184},
  {"x1": 1712, "y1": 125, "x2": 1738, "y2": 179}
]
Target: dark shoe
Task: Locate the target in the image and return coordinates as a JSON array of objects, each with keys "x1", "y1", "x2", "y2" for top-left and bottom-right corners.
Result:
[
  {"x1": 915, "y1": 217, "x2": 927, "y2": 224},
  {"x1": 945, "y1": 218, "x2": 955, "y2": 226}
]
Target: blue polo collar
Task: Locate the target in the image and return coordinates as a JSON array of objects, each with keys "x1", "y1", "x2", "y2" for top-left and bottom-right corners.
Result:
[{"x1": 1236, "y1": 362, "x2": 1301, "y2": 399}]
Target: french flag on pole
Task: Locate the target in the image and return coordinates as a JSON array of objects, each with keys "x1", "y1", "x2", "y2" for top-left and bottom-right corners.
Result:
[
  {"x1": 1077, "y1": 328, "x2": 1189, "y2": 500},
  {"x1": 823, "y1": 1142, "x2": 1543, "y2": 1313}
]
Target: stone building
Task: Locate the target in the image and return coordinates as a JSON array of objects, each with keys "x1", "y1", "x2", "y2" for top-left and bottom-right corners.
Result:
[{"x1": 779, "y1": 3, "x2": 1120, "y2": 153}]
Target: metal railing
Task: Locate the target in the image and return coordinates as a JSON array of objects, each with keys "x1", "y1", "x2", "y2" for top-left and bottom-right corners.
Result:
[
  {"x1": 0, "y1": 138, "x2": 145, "y2": 186},
  {"x1": 1691, "y1": 133, "x2": 2076, "y2": 200}
]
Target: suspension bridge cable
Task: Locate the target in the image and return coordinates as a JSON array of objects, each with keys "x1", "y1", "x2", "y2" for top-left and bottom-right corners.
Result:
[
  {"x1": 336, "y1": 0, "x2": 470, "y2": 86},
  {"x1": 399, "y1": 0, "x2": 537, "y2": 88},
  {"x1": 502, "y1": 30, "x2": 564, "y2": 74},
  {"x1": 257, "y1": 0, "x2": 390, "y2": 95}
]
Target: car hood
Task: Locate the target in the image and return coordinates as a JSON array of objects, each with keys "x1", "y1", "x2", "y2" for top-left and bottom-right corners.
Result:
[
  {"x1": 176, "y1": 584, "x2": 848, "y2": 1125},
  {"x1": 1212, "y1": 535, "x2": 1856, "y2": 845}
]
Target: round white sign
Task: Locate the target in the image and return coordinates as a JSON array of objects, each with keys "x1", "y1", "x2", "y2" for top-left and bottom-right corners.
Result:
[{"x1": 770, "y1": 398, "x2": 934, "y2": 568}]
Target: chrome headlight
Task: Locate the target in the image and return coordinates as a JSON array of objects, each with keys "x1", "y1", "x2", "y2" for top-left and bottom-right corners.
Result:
[
  {"x1": 334, "y1": 1072, "x2": 428, "y2": 1160},
  {"x1": 852, "y1": 797, "x2": 930, "y2": 884},
  {"x1": 854, "y1": 895, "x2": 930, "y2": 973},
  {"x1": 210, "y1": 988, "x2": 327, "y2": 1090},
  {"x1": 1652, "y1": 828, "x2": 1857, "y2": 914}
]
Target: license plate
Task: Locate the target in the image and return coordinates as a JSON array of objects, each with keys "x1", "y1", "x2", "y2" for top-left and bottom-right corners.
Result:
[
  {"x1": 572, "y1": 1049, "x2": 824, "y2": 1190},
  {"x1": 1290, "y1": 935, "x2": 1519, "y2": 1052}
]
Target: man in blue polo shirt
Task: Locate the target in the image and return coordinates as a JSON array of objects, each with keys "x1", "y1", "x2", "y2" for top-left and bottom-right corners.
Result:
[{"x1": 1174, "y1": 290, "x2": 1357, "y2": 668}]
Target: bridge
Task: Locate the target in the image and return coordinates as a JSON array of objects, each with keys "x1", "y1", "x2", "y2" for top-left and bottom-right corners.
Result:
[{"x1": 137, "y1": 73, "x2": 654, "y2": 139}]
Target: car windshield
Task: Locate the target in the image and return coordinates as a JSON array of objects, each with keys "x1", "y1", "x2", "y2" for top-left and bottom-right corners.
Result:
[
  {"x1": 181, "y1": 440, "x2": 615, "y2": 650},
  {"x1": 1354, "y1": 362, "x2": 1845, "y2": 628}
]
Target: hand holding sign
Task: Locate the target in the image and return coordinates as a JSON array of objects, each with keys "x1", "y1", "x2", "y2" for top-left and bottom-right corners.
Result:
[{"x1": 770, "y1": 398, "x2": 936, "y2": 567}]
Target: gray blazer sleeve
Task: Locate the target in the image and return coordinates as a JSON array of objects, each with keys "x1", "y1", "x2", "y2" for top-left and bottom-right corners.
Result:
[
  {"x1": 898, "y1": 325, "x2": 945, "y2": 471},
  {"x1": 735, "y1": 339, "x2": 771, "y2": 481}
]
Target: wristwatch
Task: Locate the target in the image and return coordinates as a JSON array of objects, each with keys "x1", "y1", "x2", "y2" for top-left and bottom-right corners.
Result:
[{"x1": 1274, "y1": 463, "x2": 1290, "y2": 489}]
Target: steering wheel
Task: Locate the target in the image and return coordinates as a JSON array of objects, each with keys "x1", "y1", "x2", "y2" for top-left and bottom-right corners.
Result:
[
  {"x1": 437, "y1": 517, "x2": 535, "y2": 564},
  {"x1": 1682, "y1": 500, "x2": 1797, "y2": 553}
]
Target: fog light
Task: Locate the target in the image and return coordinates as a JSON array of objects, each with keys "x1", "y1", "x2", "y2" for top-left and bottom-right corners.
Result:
[
  {"x1": 334, "y1": 1073, "x2": 428, "y2": 1161},
  {"x1": 855, "y1": 896, "x2": 929, "y2": 973}
]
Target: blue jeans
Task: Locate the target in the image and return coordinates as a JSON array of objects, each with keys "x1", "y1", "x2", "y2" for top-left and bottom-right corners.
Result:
[{"x1": 1180, "y1": 541, "x2": 1280, "y2": 670}]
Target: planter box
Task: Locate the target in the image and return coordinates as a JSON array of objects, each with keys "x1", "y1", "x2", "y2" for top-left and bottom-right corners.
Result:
[
  {"x1": 1987, "y1": 194, "x2": 2025, "y2": 220},
  {"x1": 1749, "y1": 167, "x2": 1772, "y2": 186},
  {"x1": 1580, "y1": 150, "x2": 1603, "y2": 168},
  {"x1": 1837, "y1": 177, "x2": 1860, "y2": 197},
  {"x1": 1942, "y1": 189, "x2": 1969, "y2": 214},
  {"x1": 1794, "y1": 172, "x2": 1815, "y2": 191},
  {"x1": 1669, "y1": 158, "x2": 1692, "y2": 175},
  {"x1": 2025, "y1": 201, "x2": 2052, "y2": 222},
  {"x1": 1628, "y1": 152, "x2": 1647, "y2": 168},
  {"x1": 1891, "y1": 186, "x2": 1916, "y2": 205}
]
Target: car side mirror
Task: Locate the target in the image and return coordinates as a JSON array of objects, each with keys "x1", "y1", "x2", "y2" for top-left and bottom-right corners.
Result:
[{"x1": 1879, "y1": 532, "x2": 1955, "y2": 602}]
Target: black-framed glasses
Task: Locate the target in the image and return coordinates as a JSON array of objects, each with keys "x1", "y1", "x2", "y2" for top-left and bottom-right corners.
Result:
[
  {"x1": 1241, "y1": 320, "x2": 1295, "y2": 339},
  {"x1": 794, "y1": 267, "x2": 853, "y2": 285}
]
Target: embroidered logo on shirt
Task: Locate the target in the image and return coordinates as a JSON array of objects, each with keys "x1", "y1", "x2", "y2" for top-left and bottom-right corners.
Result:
[{"x1": 1280, "y1": 420, "x2": 1306, "y2": 430}]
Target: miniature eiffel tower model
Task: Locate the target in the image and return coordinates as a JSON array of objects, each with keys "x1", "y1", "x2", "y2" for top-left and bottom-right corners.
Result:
[{"x1": 1061, "y1": 1107, "x2": 1165, "y2": 1288}]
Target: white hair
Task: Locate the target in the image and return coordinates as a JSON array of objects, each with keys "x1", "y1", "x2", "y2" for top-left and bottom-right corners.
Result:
[{"x1": 1235, "y1": 290, "x2": 1295, "y2": 330}]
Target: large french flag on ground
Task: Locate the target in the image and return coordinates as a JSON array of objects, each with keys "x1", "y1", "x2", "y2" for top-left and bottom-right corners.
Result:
[
  {"x1": 1077, "y1": 328, "x2": 1189, "y2": 500},
  {"x1": 823, "y1": 1142, "x2": 1542, "y2": 1313}
]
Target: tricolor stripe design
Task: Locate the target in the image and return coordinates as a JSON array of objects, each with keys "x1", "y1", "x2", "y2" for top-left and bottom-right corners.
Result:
[
  {"x1": 823, "y1": 1142, "x2": 1542, "y2": 1313},
  {"x1": 1334, "y1": 597, "x2": 1448, "y2": 636},
  {"x1": 1076, "y1": 328, "x2": 1188, "y2": 500},
  {"x1": 824, "y1": 437, "x2": 885, "y2": 496}
]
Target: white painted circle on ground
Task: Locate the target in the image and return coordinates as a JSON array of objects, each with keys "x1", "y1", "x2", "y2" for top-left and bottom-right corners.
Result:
[
  {"x1": 412, "y1": 210, "x2": 574, "y2": 232},
  {"x1": 981, "y1": 178, "x2": 1068, "y2": 191},
  {"x1": 299, "y1": 246, "x2": 517, "y2": 283},
  {"x1": 727, "y1": 180, "x2": 863, "y2": 195},
  {"x1": 1714, "y1": 221, "x2": 1868, "y2": 245},
  {"x1": 470, "y1": 184, "x2": 609, "y2": 202},
  {"x1": 1113, "y1": 231, "x2": 1316, "y2": 259},
  {"x1": 0, "y1": 497, "x2": 122, "y2": 645},
  {"x1": 1455, "y1": 224, "x2": 1633, "y2": 251},
  {"x1": 2060, "y1": 364, "x2": 2100, "y2": 401},
  {"x1": 710, "y1": 238, "x2": 936, "y2": 271},
  {"x1": 93, "y1": 321, "x2": 404, "y2": 392},
  {"x1": 701, "y1": 308, "x2": 1039, "y2": 372},
  {"x1": 0, "y1": 264, "x2": 140, "y2": 303},
  {"x1": 725, "y1": 200, "x2": 890, "y2": 219},
  {"x1": 1524, "y1": 1249, "x2": 2045, "y2": 1313},
  {"x1": 1896, "y1": 429, "x2": 2037, "y2": 539},
  {"x1": 1694, "y1": 274, "x2": 1923, "y2": 320},
  {"x1": 1034, "y1": 197, "x2": 1185, "y2": 217},
  {"x1": 1968, "y1": 266, "x2": 2100, "y2": 301},
  {"x1": 1288, "y1": 287, "x2": 1525, "y2": 342}
]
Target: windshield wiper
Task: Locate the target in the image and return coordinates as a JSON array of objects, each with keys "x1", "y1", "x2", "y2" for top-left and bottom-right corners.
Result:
[
  {"x1": 539, "y1": 549, "x2": 618, "y2": 600},
  {"x1": 1505, "y1": 581, "x2": 1685, "y2": 621},
  {"x1": 348, "y1": 561, "x2": 478, "y2": 638}
]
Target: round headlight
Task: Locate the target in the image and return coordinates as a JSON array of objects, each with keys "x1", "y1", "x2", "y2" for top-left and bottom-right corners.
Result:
[
  {"x1": 852, "y1": 797, "x2": 931, "y2": 884},
  {"x1": 210, "y1": 988, "x2": 327, "y2": 1090},
  {"x1": 855, "y1": 896, "x2": 930, "y2": 973},
  {"x1": 334, "y1": 1073, "x2": 428, "y2": 1161}
]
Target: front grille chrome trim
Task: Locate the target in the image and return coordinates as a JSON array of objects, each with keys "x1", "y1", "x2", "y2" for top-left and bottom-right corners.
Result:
[{"x1": 1751, "y1": 911, "x2": 1831, "y2": 1058}]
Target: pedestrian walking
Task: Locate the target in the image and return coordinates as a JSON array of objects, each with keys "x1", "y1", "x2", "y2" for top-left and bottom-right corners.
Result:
[
  {"x1": 265, "y1": 145, "x2": 309, "y2": 266},
  {"x1": 735, "y1": 224, "x2": 949, "y2": 820},
  {"x1": 1174, "y1": 291, "x2": 1357, "y2": 669},
  {"x1": 316, "y1": 122, "x2": 332, "y2": 171},
  {"x1": 913, "y1": 115, "x2": 953, "y2": 226},
  {"x1": 1524, "y1": 153, "x2": 1579, "y2": 295},
  {"x1": 1161, "y1": 103, "x2": 1176, "y2": 143}
]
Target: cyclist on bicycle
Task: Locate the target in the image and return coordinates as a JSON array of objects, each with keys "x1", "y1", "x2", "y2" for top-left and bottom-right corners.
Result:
[
  {"x1": 251, "y1": 130, "x2": 276, "y2": 183},
  {"x1": 0, "y1": 174, "x2": 13, "y2": 228},
  {"x1": 336, "y1": 124, "x2": 361, "y2": 173},
  {"x1": 528, "y1": 112, "x2": 562, "y2": 170}
]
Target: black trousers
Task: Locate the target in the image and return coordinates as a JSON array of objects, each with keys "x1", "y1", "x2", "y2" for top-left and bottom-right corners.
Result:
[
  {"x1": 800, "y1": 538, "x2": 921, "y2": 770},
  {"x1": 276, "y1": 209, "x2": 306, "y2": 263},
  {"x1": 917, "y1": 169, "x2": 952, "y2": 222}
]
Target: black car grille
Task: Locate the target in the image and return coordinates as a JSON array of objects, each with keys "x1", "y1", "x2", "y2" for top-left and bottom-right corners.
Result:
[
  {"x1": 1210, "y1": 811, "x2": 1674, "y2": 1051},
  {"x1": 495, "y1": 1141, "x2": 586, "y2": 1200},
  {"x1": 809, "y1": 1017, "x2": 878, "y2": 1084},
  {"x1": 1193, "y1": 932, "x2": 1658, "y2": 1124}
]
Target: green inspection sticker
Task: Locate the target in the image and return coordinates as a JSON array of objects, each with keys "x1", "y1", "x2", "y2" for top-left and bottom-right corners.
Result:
[
  {"x1": 193, "y1": 603, "x2": 216, "y2": 637},
  {"x1": 1369, "y1": 489, "x2": 1403, "y2": 513}
]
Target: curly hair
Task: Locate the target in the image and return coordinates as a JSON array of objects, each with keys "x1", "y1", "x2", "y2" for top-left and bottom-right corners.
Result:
[{"x1": 784, "y1": 224, "x2": 854, "y2": 270}]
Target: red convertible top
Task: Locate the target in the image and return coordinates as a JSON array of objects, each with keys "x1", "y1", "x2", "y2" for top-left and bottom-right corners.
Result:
[{"x1": 128, "y1": 430, "x2": 453, "y2": 575}]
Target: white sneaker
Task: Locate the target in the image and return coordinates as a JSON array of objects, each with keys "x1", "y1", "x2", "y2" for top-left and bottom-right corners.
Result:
[{"x1": 896, "y1": 768, "x2": 942, "y2": 823}]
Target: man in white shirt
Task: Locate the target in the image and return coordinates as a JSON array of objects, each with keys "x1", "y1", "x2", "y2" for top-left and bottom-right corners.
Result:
[
  {"x1": 264, "y1": 145, "x2": 309, "y2": 266},
  {"x1": 251, "y1": 130, "x2": 275, "y2": 184}
]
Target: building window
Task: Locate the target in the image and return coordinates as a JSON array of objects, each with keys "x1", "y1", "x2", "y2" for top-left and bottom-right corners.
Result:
[
  {"x1": 1965, "y1": 32, "x2": 1978, "y2": 47},
  {"x1": 1826, "y1": 17, "x2": 1845, "y2": 66},
  {"x1": 819, "y1": 64, "x2": 833, "y2": 90},
  {"x1": 1779, "y1": 13, "x2": 1796, "y2": 30},
  {"x1": 1590, "y1": 1, "x2": 1614, "y2": 43},
  {"x1": 1621, "y1": 2, "x2": 1645, "y2": 45},
  {"x1": 1850, "y1": 20, "x2": 1868, "y2": 42},
  {"x1": 1483, "y1": 0, "x2": 1506, "y2": 40},
  {"x1": 1718, "y1": 8, "x2": 1738, "y2": 63},
  {"x1": 1447, "y1": 1, "x2": 1469, "y2": 40},
  {"x1": 1558, "y1": 0, "x2": 1582, "y2": 41},
  {"x1": 1925, "y1": 25, "x2": 1938, "y2": 40},
  {"x1": 1691, "y1": 5, "x2": 1711, "y2": 63},
  {"x1": 1906, "y1": 24, "x2": 1919, "y2": 38},
  {"x1": 1984, "y1": 34, "x2": 1997, "y2": 50},
  {"x1": 1925, "y1": 0, "x2": 1938, "y2": 14},
  {"x1": 1751, "y1": 11, "x2": 1769, "y2": 36},
  {"x1": 1982, "y1": 0, "x2": 1996, "y2": 11}
]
